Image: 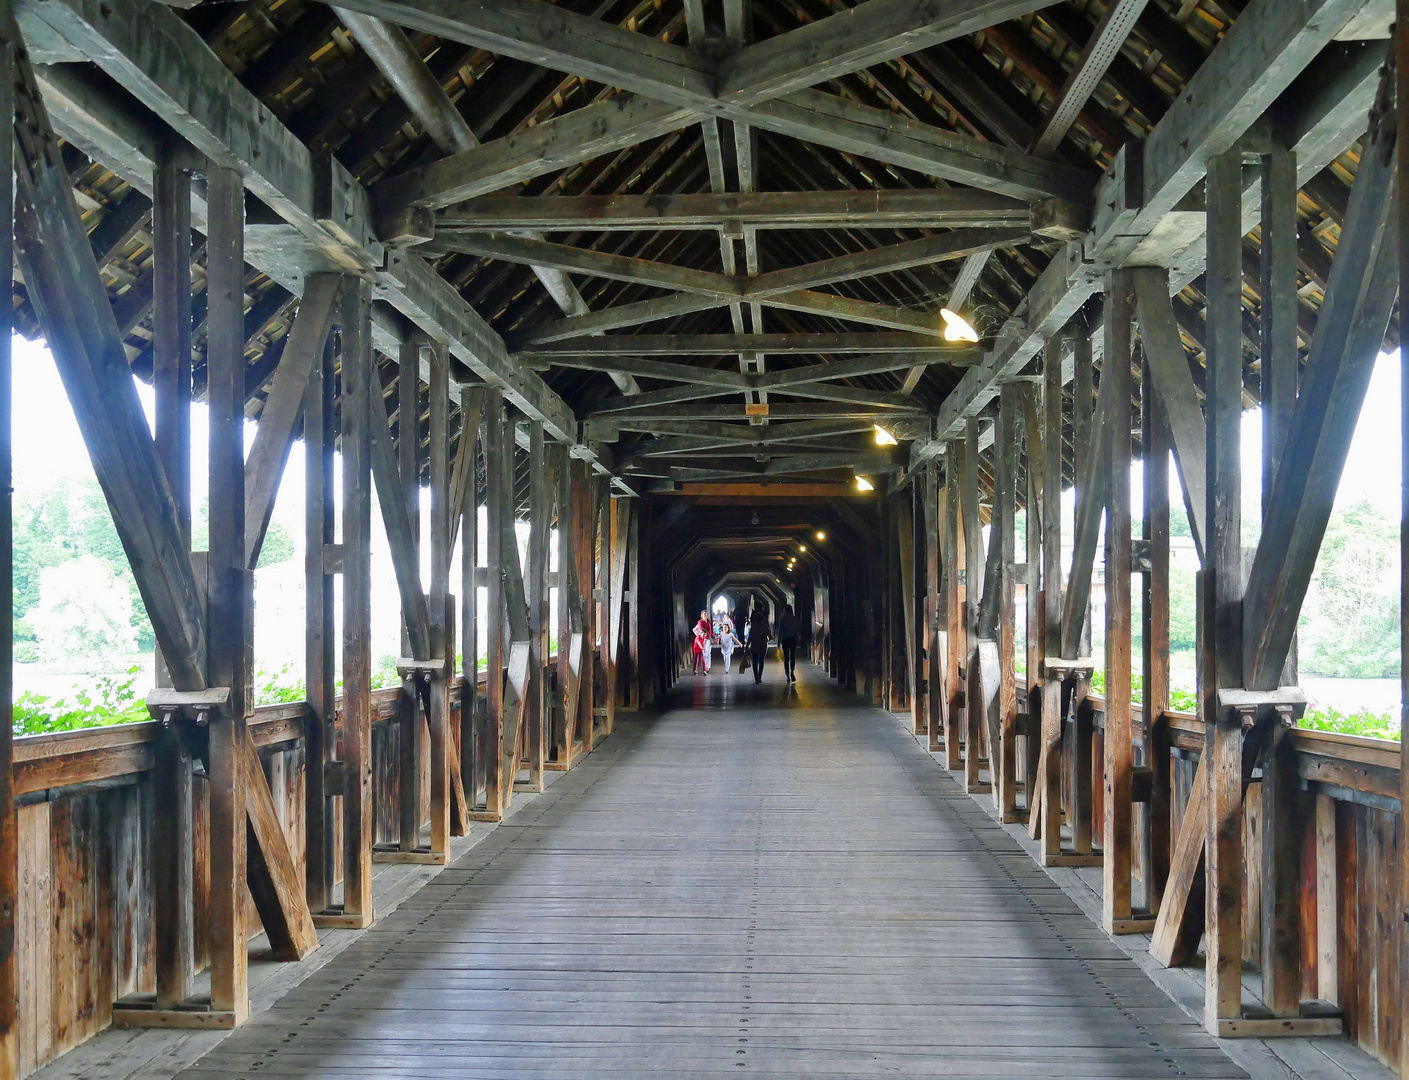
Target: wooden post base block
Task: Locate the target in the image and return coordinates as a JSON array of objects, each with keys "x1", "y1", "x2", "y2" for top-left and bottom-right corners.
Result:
[
  {"x1": 1001, "y1": 810, "x2": 1028, "y2": 825},
  {"x1": 311, "y1": 910, "x2": 373, "y2": 930},
  {"x1": 514, "y1": 778, "x2": 546, "y2": 793},
  {"x1": 543, "y1": 761, "x2": 573, "y2": 773},
  {"x1": 468, "y1": 809, "x2": 505, "y2": 821},
  {"x1": 1211, "y1": 1014, "x2": 1343, "y2": 1039},
  {"x1": 1108, "y1": 917, "x2": 1157, "y2": 935},
  {"x1": 1041, "y1": 852, "x2": 1104, "y2": 867},
  {"x1": 112, "y1": 1007, "x2": 240, "y2": 1030},
  {"x1": 372, "y1": 848, "x2": 449, "y2": 865}
]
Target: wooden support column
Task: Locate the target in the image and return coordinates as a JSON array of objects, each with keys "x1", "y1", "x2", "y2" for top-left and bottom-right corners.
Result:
[
  {"x1": 590, "y1": 477, "x2": 610, "y2": 746},
  {"x1": 1399, "y1": 11, "x2": 1409, "y2": 1074},
  {"x1": 205, "y1": 162, "x2": 249, "y2": 1024},
  {"x1": 522, "y1": 421, "x2": 548, "y2": 792},
  {"x1": 627, "y1": 502, "x2": 642, "y2": 709},
  {"x1": 1259, "y1": 139, "x2": 1303, "y2": 1019},
  {"x1": 577, "y1": 464, "x2": 599, "y2": 755},
  {"x1": 1203, "y1": 148, "x2": 1246, "y2": 1034},
  {"x1": 1021, "y1": 385, "x2": 1043, "y2": 816},
  {"x1": 305, "y1": 330, "x2": 336, "y2": 913},
  {"x1": 996, "y1": 386, "x2": 1019, "y2": 822},
  {"x1": 608, "y1": 495, "x2": 630, "y2": 732},
  {"x1": 459, "y1": 388, "x2": 484, "y2": 810},
  {"x1": 426, "y1": 341, "x2": 454, "y2": 853},
  {"x1": 1142, "y1": 355, "x2": 1172, "y2": 917},
  {"x1": 925, "y1": 460, "x2": 944, "y2": 753},
  {"x1": 397, "y1": 339, "x2": 423, "y2": 853},
  {"x1": 896, "y1": 494, "x2": 920, "y2": 734},
  {"x1": 1065, "y1": 324, "x2": 1098, "y2": 861},
  {"x1": 0, "y1": 8, "x2": 15, "y2": 1066},
  {"x1": 1103, "y1": 270, "x2": 1137, "y2": 934},
  {"x1": 961, "y1": 418, "x2": 987, "y2": 794},
  {"x1": 494, "y1": 414, "x2": 533, "y2": 802},
  {"x1": 337, "y1": 278, "x2": 375, "y2": 928},
  {"x1": 1036, "y1": 334, "x2": 1065, "y2": 859},
  {"x1": 942, "y1": 443, "x2": 963, "y2": 771},
  {"x1": 480, "y1": 389, "x2": 507, "y2": 817},
  {"x1": 151, "y1": 144, "x2": 194, "y2": 1010}
]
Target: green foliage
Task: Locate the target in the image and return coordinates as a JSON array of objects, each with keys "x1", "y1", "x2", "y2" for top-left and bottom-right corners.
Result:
[
  {"x1": 255, "y1": 662, "x2": 306, "y2": 706},
  {"x1": 1298, "y1": 500, "x2": 1400, "y2": 678},
  {"x1": 255, "y1": 521, "x2": 296, "y2": 568},
  {"x1": 1168, "y1": 567, "x2": 1198, "y2": 654},
  {"x1": 1298, "y1": 705, "x2": 1399, "y2": 740},
  {"x1": 371, "y1": 654, "x2": 402, "y2": 690},
  {"x1": 13, "y1": 666, "x2": 148, "y2": 736},
  {"x1": 13, "y1": 478, "x2": 155, "y2": 656}
]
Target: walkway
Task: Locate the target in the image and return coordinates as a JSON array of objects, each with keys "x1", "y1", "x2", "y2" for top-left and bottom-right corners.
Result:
[{"x1": 182, "y1": 662, "x2": 1244, "y2": 1079}]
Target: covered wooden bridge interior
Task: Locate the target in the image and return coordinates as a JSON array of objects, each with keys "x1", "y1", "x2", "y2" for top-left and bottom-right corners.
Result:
[{"x1": 0, "y1": 0, "x2": 1407, "y2": 1075}]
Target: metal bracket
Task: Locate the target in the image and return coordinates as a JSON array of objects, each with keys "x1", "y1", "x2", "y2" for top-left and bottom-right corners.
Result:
[
  {"x1": 1043, "y1": 656, "x2": 1095, "y2": 679},
  {"x1": 1215, "y1": 687, "x2": 1307, "y2": 728},
  {"x1": 145, "y1": 687, "x2": 230, "y2": 726}
]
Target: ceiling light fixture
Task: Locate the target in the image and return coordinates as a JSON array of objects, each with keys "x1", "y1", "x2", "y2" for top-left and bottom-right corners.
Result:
[
  {"x1": 815, "y1": 531, "x2": 826, "y2": 541},
  {"x1": 873, "y1": 424, "x2": 898, "y2": 446},
  {"x1": 855, "y1": 475, "x2": 874, "y2": 492},
  {"x1": 940, "y1": 308, "x2": 979, "y2": 343}
]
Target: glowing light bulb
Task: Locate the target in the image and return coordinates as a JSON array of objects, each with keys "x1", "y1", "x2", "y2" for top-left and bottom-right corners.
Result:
[
  {"x1": 855, "y1": 476, "x2": 874, "y2": 492},
  {"x1": 873, "y1": 424, "x2": 898, "y2": 446},
  {"x1": 815, "y1": 531, "x2": 826, "y2": 541},
  {"x1": 798, "y1": 545, "x2": 806, "y2": 553},
  {"x1": 940, "y1": 308, "x2": 979, "y2": 343}
]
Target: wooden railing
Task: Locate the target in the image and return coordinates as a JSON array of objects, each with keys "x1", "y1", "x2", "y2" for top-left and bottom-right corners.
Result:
[
  {"x1": 993, "y1": 682, "x2": 1401, "y2": 1070},
  {"x1": 12, "y1": 679, "x2": 481, "y2": 1077}
]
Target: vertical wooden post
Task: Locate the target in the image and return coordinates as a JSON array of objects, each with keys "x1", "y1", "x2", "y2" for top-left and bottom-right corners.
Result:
[
  {"x1": 576, "y1": 464, "x2": 597, "y2": 755},
  {"x1": 1259, "y1": 139, "x2": 1303, "y2": 1018},
  {"x1": 151, "y1": 145, "x2": 194, "y2": 1009},
  {"x1": 482, "y1": 389, "x2": 506, "y2": 816},
  {"x1": 1022, "y1": 385, "x2": 1044, "y2": 815},
  {"x1": 1397, "y1": 9, "x2": 1409, "y2": 1074},
  {"x1": 609, "y1": 496, "x2": 630, "y2": 732},
  {"x1": 925, "y1": 460, "x2": 944, "y2": 753},
  {"x1": 997, "y1": 386, "x2": 1019, "y2": 821},
  {"x1": 0, "y1": 8, "x2": 16, "y2": 1063},
  {"x1": 1103, "y1": 270, "x2": 1135, "y2": 933},
  {"x1": 1203, "y1": 148, "x2": 1246, "y2": 1033},
  {"x1": 1068, "y1": 325, "x2": 1095, "y2": 856},
  {"x1": 627, "y1": 503, "x2": 642, "y2": 709},
  {"x1": 1039, "y1": 334, "x2": 1065, "y2": 860},
  {"x1": 525, "y1": 422, "x2": 548, "y2": 790},
  {"x1": 205, "y1": 163, "x2": 249, "y2": 1023},
  {"x1": 427, "y1": 341, "x2": 451, "y2": 855},
  {"x1": 398, "y1": 340, "x2": 422, "y2": 852},
  {"x1": 339, "y1": 279, "x2": 375, "y2": 927},
  {"x1": 961, "y1": 419, "x2": 985, "y2": 793},
  {"x1": 554, "y1": 448, "x2": 573, "y2": 768},
  {"x1": 588, "y1": 478, "x2": 608, "y2": 748},
  {"x1": 1142, "y1": 357, "x2": 1172, "y2": 916},
  {"x1": 305, "y1": 329, "x2": 336, "y2": 912},
  {"x1": 459, "y1": 389, "x2": 484, "y2": 808},
  {"x1": 943, "y1": 444, "x2": 963, "y2": 771}
]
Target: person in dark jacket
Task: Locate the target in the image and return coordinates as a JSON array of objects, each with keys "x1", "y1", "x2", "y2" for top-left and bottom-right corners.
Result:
[
  {"x1": 777, "y1": 604, "x2": 800, "y2": 682},
  {"x1": 748, "y1": 607, "x2": 771, "y2": 684}
]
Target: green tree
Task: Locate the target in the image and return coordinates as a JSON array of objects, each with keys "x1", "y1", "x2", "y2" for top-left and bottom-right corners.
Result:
[
  {"x1": 256, "y1": 521, "x2": 295, "y2": 567},
  {"x1": 1298, "y1": 500, "x2": 1400, "y2": 678},
  {"x1": 12, "y1": 477, "x2": 155, "y2": 659}
]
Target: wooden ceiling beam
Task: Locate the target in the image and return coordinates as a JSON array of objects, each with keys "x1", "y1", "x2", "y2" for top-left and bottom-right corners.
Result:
[
  {"x1": 514, "y1": 332, "x2": 981, "y2": 356},
  {"x1": 902, "y1": 0, "x2": 1376, "y2": 482},
  {"x1": 438, "y1": 188, "x2": 1031, "y2": 232}
]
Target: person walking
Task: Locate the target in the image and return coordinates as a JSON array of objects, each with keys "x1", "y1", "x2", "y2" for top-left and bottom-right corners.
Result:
[
  {"x1": 748, "y1": 606, "x2": 771, "y2": 684},
  {"x1": 692, "y1": 609, "x2": 711, "y2": 674},
  {"x1": 718, "y1": 621, "x2": 742, "y2": 675},
  {"x1": 777, "y1": 603, "x2": 800, "y2": 682}
]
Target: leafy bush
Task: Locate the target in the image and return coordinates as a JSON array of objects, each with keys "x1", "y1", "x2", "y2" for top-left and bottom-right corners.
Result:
[
  {"x1": 255, "y1": 662, "x2": 306, "y2": 706},
  {"x1": 13, "y1": 666, "x2": 147, "y2": 736},
  {"x1": 1298, "y1": 704, "x2": 1399, "y2": 740}
]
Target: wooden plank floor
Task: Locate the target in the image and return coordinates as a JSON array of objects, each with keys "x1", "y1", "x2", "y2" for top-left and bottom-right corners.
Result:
[{"x1": 181, "y1": 661, "x2": 1246, "y2": 1079}]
